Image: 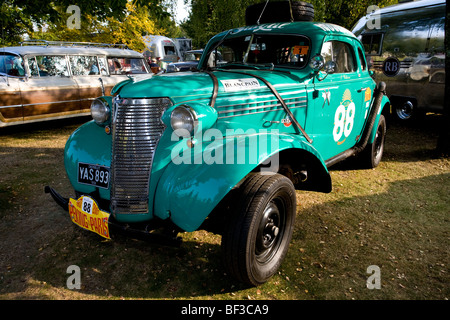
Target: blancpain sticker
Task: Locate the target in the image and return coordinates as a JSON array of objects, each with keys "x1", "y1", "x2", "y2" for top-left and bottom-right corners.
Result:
[{"x1": 220, "y1": 78, "x2": 261, "y2": 92}]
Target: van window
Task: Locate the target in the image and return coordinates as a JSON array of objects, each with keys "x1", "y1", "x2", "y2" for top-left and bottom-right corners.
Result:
[
  {"x1": 0, "y1": 54, "x2": 25, "y2": 76},
  {"x1": 321, "y1": 41, "x2": 356, "y2": 73},
  {"x1": 361, "y1": 33, "x2": 383, "y2": 55},
  {"x1": 70, "y1": 56, "x2": 100, "y2": 76},
  {"x1": 164, "y1": 46, "x2": 176, "y2": 55},
  {"x1": 29, "y1": 56, "x2": 69, "y2": 77}
]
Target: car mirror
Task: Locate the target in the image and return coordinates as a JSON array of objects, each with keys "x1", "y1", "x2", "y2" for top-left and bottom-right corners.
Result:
[
  {"x1": 324, "y1": 61, "x2": 336, "y2": 74},
  {"x1": 309, "y1": 54, "x2": 324, "y2": 72}
]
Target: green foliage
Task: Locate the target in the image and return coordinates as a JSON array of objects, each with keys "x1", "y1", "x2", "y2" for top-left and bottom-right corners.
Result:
[
  {"x1": 1, "y1": 0, "x2": 182, "y2": 50},
  {"x1": 183, "y1": 0, "x2": 399, "y2": 48}
]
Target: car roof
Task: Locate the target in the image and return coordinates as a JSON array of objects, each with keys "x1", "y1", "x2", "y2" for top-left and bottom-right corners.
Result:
[
  {"x1": 210, "y1": 21, "x2": 356, "y2": 41},
  {"x1": 0, "y1": 44, "x2": 145, "y2": 58}
]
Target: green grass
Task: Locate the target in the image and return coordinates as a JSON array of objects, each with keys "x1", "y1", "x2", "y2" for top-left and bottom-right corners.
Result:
[{"x1": 0, "y1": 115, "x2": 448, "y2": 300}]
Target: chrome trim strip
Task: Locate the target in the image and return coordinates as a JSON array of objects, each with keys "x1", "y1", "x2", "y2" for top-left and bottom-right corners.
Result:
[
  {"x1": 217, "y1": 100, "x2": 307, "y2": 114},
  {"x1": 217, "y1": 104, "x2": 306, "y2": 119}
]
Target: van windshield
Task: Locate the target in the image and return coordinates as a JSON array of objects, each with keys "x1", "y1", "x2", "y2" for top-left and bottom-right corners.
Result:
[
  {"x1": 107, "y1": 57, "x2": 149, "y2": 75},
  {"x1": 0, "y1": 53, "x2": 25, "y2": 76},
  {"x1": 205, "y1": 34, "x2": 311, "y2": 70}
]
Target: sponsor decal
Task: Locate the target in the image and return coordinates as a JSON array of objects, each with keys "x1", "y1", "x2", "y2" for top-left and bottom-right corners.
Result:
[
  {"x1": 382, "y1": 57, "x2": 400, "y2": 77},
  {"x1": 333, "y1": 89, "x2": 355, "y2": 145},
  {"x1": 220, "y1": 78, "x2": 261, "y2": 92}
]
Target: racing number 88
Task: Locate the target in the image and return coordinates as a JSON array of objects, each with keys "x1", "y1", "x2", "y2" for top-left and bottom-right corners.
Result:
[{"x1": 333, "y1": 102, "x2": 355, "y2": 142}]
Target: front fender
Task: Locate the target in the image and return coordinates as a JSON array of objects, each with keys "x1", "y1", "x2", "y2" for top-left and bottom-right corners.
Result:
[
  {"x1": 64, "y1": 121, "x2": 112, "y2": 200},
  {"x1": 154, "y1": 132, "x2": 329, "y2": 232}
]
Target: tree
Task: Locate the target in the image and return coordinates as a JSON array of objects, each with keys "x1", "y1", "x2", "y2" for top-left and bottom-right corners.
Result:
[
  {"x1": 1, "y1": 0, "x2": 180, "y2": 49},
  {"x1": 183, "y1": 0, "x2": 399, "y2": 48}
]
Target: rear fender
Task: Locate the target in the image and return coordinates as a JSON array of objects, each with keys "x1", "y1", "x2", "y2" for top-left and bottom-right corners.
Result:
[
  {"x1": 154, "y1": 132, "x2": 330, "y2": 231},
  {"x1": 369, "y1": 96, "x2": 390, "y2": 144}
]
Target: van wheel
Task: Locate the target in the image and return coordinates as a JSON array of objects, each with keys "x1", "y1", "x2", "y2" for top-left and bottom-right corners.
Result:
[
  {"x1": 361, "y1": 114, "x2": 386, "y2": 168},
  {"x1": 395, "y1": 100, "x2": 415, "y2": 121},
  {"x1": 221, "y1": 173, "x2": 296, "y2": 286}
]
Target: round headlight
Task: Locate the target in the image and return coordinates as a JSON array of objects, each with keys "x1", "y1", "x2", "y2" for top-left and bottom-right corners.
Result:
[
  {"x1": 170, "y1": 106, "x2": 197, "y2": 135},
  {"x1": 91, "y1": 98, "x2": 110, "y2": 125}
]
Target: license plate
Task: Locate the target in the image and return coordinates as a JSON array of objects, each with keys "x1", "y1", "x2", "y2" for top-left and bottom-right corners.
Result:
[
  {"x1": 78, "y1": 162, "x2": 110, "y2": 189},
  {"x1": 68, "y1": 196, "x2": 110, "y2": 239}
]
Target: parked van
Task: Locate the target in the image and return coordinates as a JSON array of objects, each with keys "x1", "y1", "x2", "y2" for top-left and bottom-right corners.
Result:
[
  {"x1": 352, "y1": 0, "x2": 445, "y2": 120},
  {"x1": 142, "y1": 35, "x2": 180, "y2": 71},
  {"x1": 0, "y1": 40, "x2": 151, "y2": 127}
]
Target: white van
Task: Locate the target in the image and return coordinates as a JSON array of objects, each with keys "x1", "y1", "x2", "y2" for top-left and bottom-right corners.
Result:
[{"x1": 142, "y1": 35, "x2": 180, "y2": 71}]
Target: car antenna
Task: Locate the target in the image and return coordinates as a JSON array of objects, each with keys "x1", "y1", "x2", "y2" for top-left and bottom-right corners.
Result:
[{"x1": 257, "y1": 0, "x2": 270, "y2": 25}]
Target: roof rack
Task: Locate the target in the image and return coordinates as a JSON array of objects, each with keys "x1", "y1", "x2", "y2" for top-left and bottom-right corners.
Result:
[{"x1": 19, "y1": 40, "x2": 129, "y2": 49}]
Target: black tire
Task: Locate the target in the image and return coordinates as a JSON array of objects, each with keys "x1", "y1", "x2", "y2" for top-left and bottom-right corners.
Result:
[
  {"x1": 361, "y1": 114, "x2": 386, "y2": 168},
  {"x1": 221, "y1": 173, "x2": 296, "y2": 286},
  {"x1": 245, "y1": 1, "x2": 314, "y2": 26}
]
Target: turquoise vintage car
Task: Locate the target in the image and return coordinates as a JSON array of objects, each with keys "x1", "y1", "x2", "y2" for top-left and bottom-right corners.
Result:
[{"x1": 46, "y1": 21, "x2": 390, "y2": 286}]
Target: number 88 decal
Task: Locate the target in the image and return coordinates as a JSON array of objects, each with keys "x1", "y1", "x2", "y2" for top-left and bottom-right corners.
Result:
[{"x1": 333, "y1": 102, "x2": 355, "y2": 143}]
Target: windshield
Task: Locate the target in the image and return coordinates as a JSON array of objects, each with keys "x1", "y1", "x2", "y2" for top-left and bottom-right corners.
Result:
[
  {"x1": 204, "y1": 34, "x2": 311, "y2": 70},
  {"x1": 0, "y1": 53, "x2": 25, "y2": 76},
  {"x1": 107, "y1": 57, "x2": 149, "y2": 74}
]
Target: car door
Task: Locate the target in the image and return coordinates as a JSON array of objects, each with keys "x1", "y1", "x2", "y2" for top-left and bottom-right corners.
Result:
[
  {"x1": 0, "y1": 53, "x2": 24, "y2": 125},
  {"x1": 70, "y1": 55, "x2": 107, "y2": 112},
  {"x1": 309, "y1": 38, "x2": 366, "y2": 161},
  {"x1": 20, "y1": 55, "x2": 81, "y2": 120}
]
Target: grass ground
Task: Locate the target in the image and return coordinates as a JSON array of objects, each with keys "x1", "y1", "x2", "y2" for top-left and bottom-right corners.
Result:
[{"x1": 0, "y1": 115, "x2": 448, "y2": 300}]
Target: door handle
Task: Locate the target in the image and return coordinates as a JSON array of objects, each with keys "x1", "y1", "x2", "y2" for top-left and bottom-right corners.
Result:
[{"x1": 357, "y1": 87, "x2": 368, "y2": 92}]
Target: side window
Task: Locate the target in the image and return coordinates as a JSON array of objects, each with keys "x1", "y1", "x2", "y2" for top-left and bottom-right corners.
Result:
[
  {"x1": 320, "y1": 40, "x2": 356, "y2": 73},
  {"x1": 97, "y1": 57, "x2": 108, "y2": 75},
  {"x1": 69, "y1": 56, "x2": 100, "y2": 76},
  {"x1": 358, "y1": 47, "x2": 367, "y2": 71},
  {"x1": 33, "y1": 56, "x2": 69, "y2": 77},
  {"x1": 0, "y1": 54, "x2": 25, "y2": 76},
  {"x1": 27, "y1": 57, "x2": 39, "y2": 76}
]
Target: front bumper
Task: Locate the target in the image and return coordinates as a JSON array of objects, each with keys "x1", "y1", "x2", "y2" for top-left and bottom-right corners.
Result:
[{"x1": 44, "y1": 186, "x2": 182, "y2": 247}]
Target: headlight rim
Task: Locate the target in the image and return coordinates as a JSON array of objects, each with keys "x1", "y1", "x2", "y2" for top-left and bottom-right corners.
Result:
[
  {"x1": 91, "y1": 97, "x2": 111, "y2": 126},
  {"x1": 170, "y1": 105, "x2": 198, "y2": 136}
]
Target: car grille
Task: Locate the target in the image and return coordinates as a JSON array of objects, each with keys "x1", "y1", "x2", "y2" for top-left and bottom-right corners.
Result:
[{"x1": 111, "y1": 97, "x2": 172, "y2": 215}]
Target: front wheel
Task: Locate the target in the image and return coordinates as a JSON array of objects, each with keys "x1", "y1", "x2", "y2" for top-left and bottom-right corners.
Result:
[{"x1": 221, "y1": 173, "x2": 296, "y2": 286}]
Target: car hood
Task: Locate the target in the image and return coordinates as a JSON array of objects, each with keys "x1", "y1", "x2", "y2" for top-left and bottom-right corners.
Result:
[{"x1": 114, "y1": 69, "x2": 312, "y2": 104}]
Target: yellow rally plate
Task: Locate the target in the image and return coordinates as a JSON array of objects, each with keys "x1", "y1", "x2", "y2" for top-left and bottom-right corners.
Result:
[{"x1": 68, "y1": 196, "x2": 110, "y2": 239}]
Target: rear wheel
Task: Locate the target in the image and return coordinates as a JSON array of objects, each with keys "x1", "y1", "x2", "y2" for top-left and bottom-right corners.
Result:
[
  {"x1": 221, "y1": 173, "x2": 296, "y2": 286},
  {"x1": 361, "y1": 114, "x2": 386, "y2": 168}
]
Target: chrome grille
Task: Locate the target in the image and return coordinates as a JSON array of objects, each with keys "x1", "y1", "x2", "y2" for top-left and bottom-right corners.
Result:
[{"x1": 111, "y1": 97, "x2": 172, "y2": 215}]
